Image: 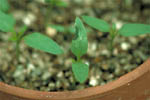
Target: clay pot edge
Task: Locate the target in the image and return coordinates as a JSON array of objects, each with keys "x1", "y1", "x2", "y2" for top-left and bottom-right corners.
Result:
[{"x1": 0, "y1": 59, "x2": 150, "y2": 100}]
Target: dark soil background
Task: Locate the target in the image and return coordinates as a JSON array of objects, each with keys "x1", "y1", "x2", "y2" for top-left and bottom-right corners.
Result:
[{"x1": 0, "y1": 0, "x2": 150, "y2": 91}]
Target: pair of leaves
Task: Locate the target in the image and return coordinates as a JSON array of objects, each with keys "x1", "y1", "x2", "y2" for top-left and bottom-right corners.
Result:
[
  {"x1": 82, "y1": 16, "x2": 150, "y2": 36},
  {"x1": 24, "y1": 18, "x2": 89, "y2": 83},
  {"x1": 24, "y1": 32, "x2": 64, "y2": 55},
  {"x1": 24, "y1": 18, "x2": 88, "y2": 57},
  {"x1": 0, "y1": 11, "x2": 15, "y2": 32},
  {"x1": 71, "y1": 17, "x2": 88, "y2": 58},
  {"x1": 0, "y1": 0, "x2": 10, "y2": 12},
  {"x1": 71, "y1": 18, "x2": 89, "y2": 83}
]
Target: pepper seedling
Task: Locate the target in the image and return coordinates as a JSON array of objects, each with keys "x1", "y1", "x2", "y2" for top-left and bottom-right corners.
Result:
[
  {"x1": 9, "y1": 25, "x2": 28, "y2": 61},
  {"x1": 24, "y1": 17, "x2": 89, "y2": 83},
  {"x1": 0, "y1": 10, "x2": 27, "y2": 62},
  {"x1": 71, "y1": 18, "x2": 89, "y2": 83},
  {"x1": 82, "y1": 16, "x2": 150, "y2": 55}
]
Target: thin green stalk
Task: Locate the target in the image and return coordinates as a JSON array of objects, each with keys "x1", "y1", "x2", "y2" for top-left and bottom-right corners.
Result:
[
  {"x1": 16, "y1": 39, "x2": 20, "y2": 62},
  {"x1": 16, "y1": 32, "x2": 23, "y2": 63},
  {"x1": 109, "y1": 37, "x2": 114, "y2": 56},
  {"x1": 77, "y1": 56, "x2": 81, "y2": 62},
  {"x1": 109, "y1": 28, "x2": 118, "y2": 56}
]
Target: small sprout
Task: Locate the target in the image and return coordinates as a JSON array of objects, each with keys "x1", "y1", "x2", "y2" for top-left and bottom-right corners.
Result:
[
  {"x1": 71, "y1": 17, "x2": 89, "y2": 83},
  {"x1": 0, "y1": 0, "x2": 10, "y2": 12},
  {"x1": 10, "y1": 25, "x2": 28, "y2": 61},
  {"x1": 82, "y1": 15, "x2": 150, "y2": 55},
  {"x1": 24, "y1": 32, "x2": 64, "y2": 55},
  {"x1": 0, "y1": 10, "x2": 27, "y2": 63},
  {"x1": 82, "y1": 16, "x2": 116, "y2": 55},
  {"x1": 109, "y1": 23, "x2": 118, "y2": 53},
  {"x1": 25, "y1": 17, "x2": 89, "y2": 83}
]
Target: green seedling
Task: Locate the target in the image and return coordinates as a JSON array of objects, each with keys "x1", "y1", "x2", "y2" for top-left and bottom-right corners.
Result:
[
  {"x1": 9, "y1": 25, "x2": 28, "y2": 61},
  {"x1": 82, "y1": 16, "x2": 150, "y2": 55},
  {"x1": 24, "y1": 17, "x2": 89, "y2": 83},
  {"x1": 0, "y1": 0, "x2": 28, "y2": 62},
  {"x1": 0, "y1": 10, "x2": 27, "y2": 62},
  {"x1": 71, "y1": 18, "x2": 89, "y2": 83}
]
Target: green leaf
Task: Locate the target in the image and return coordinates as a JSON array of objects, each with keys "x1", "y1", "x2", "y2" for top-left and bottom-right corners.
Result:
[
  {"x1": 119, "y1": 23, "x2": 150, "y2": 36},
  {"x1": 72, "y1": 62, "x2": 89, "y2": 83},
  {"x1": 0, "y1": 11, "x2": 15, "y2": 32},
  {"x1": 71, "y1": 17, "x2": 88, "y2": 58},
  {"x1": 24, "y1": 32, "x2": 64, "y2": 55},
  {"x1": 82, "y1": 16, "x2": 110, "y2": 32},
  {"x1": 0, "y1": 0, "x2": 10, "y2": 12}
]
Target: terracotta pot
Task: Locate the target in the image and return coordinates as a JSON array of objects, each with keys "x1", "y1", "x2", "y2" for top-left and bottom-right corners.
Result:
[{"x1": 0, "y1": 59, "x2": 150, "y2": 100}]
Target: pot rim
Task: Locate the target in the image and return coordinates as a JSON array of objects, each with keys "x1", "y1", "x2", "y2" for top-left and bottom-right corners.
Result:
[{"x1": 0, "y1": 59, "x2": 150, "y2": 100}]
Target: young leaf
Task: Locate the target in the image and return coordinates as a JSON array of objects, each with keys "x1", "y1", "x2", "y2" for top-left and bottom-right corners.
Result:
[
  {"x1": 71, "y1": 17, "x2": 88, "y2": 58},
  {"x1": 24, "y1": 32, "x2": 64, "y2": 55},
  {"x1": 119, "y1": 23, "x2": 150, "y2": 36},
  {"x1": 72, "y1": 62, "x2": 89, "y2": 83},
  {"x1": 82, "y1": 16, "x2": 110, "y2": 32},
  {"x1": 0, "y1": 11, "x2": 15, "y2": 32},
  {"x1": 0, "y1": 0, "x2": 10, "y2": 12}
]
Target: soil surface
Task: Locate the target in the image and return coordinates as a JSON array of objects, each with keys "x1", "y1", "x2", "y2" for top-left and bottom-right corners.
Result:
[{"x1": 0, "y1": 0, "x2": 150, "y2": 91}]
